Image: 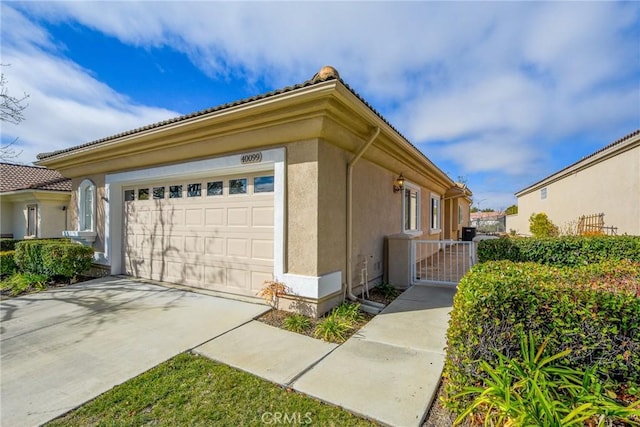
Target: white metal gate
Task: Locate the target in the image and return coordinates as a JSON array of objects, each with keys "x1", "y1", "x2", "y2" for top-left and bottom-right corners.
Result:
[{"x1": 412, "y1": 240, "x2": 475, "y2": 285}]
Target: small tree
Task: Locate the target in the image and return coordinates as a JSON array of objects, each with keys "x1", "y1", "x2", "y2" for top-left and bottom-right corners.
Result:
[
  {"x1": 505, "y1": 204, "x2": 518, "y2": 215},
  {"x1": 529, "y1": 212, "x2": 558, "y2": 238}
]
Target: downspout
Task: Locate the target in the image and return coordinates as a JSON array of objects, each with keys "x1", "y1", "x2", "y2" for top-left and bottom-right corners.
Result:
[{"x1": 346, "y1": 127, "x2": 380, "y2": 302}]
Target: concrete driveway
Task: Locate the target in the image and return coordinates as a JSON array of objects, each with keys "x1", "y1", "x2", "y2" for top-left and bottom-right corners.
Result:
[{"x1": 0, "y1": 277, "x2": 268, "y2": 427}]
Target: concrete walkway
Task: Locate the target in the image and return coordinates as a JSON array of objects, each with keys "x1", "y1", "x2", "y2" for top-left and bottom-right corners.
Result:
[
  {"x1": 2, "y1": 277, "x2": 453, "y2": 427},
  {"x1": 197, "y1": 285, "x2": 456, "y2": 427},
  {"x1": 0, "y1": 277, "x2": 269, "y2": 427}
]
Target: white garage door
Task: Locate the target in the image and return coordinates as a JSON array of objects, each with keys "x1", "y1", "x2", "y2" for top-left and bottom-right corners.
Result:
[{"x1": 123, "y1": 172, "x2": 274, "y2": 297}]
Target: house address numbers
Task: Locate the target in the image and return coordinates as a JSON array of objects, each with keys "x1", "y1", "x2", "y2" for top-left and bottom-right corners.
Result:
[{"x1": 241, "y1": 152, "x2": 262, "y2": 164}]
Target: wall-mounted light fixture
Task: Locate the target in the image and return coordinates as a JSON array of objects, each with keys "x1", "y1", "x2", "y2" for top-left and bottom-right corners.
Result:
[{"x1": 393, "y1": 173, "x2": 405, "y2": 193}]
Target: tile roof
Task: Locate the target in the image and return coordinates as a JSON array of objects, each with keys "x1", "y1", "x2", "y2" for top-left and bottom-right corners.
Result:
[
  {"x1": 0, "y1": 162, "x2": 72, "y2": 193},
  {"x1": 36, "y1": 73, "x2": 415, "y2": 163}
]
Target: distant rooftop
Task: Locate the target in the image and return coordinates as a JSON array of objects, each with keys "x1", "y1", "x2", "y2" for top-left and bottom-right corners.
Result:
[{"x1": 0, "y1": 162, "x2": 72, "y2": 193}]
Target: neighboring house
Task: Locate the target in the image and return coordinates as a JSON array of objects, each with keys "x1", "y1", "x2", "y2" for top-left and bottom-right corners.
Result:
[
  {"x1": 507, "y1": 130, "x2": 640, "y2": 236},
  {"x1": 36, "y1": 66, "x2": 472, "y2": 315},
  {"x1": 470, "y1": 211, "x2": 506, "y2": 234},
  {"x1": 0, "y1": 162, "x2": 71, "y2": 239}
]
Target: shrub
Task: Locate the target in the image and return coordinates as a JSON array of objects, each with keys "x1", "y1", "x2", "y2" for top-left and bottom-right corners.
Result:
[
  {"x1": 332, "y1": 302, "x2": 365, "y2": 323},
  {"x1": 283, "y1": 313, "x2": 312, "y2": 334},
  {"x1": 314, "y1": 314, "x2": 352, "y2": 343},
  {"x1": 477, "y1": 235, "x2": 640, "y2": 266},
  {"x1": 529, "y1": 212, "x2": 558, "y2": 238},
  {"x1": 15, "y1": 239, "x2": 93, "y2": 279},
  {"x1": 453, "y1": 333, "x2": 640, "y2": 426},
  {"x1": 0, "y1": 251, "x2": 17, "y2": 276},
  {"x1": 0, "y1": 272, "x2": 48, "y2": 296},
  {"x1": 0, "y1": 238, "x2": 18, "y2": 251},
  {"x1": 443, "y1": 260, "x2": 640, "y2": 414},
  {"x1": 42, "y1": 243, "x2": 94, "y2": 280}
]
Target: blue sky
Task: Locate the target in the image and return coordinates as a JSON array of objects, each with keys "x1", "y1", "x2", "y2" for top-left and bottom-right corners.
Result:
[{"x1": 2, "y1": 1, "x2": 639, "y2": 210}]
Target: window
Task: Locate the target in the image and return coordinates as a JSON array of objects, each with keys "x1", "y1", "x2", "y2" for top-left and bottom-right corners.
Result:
[
  {"x1": 229, "y1": 178, "x2": 247, "y2": 195},
  {"x1": 458, "y1": 205, "x2": 463, "y2": 225},
  {"x1": 430, "y1": 194, "x2": 441, "y2": 232},
  {"x1": 153, "y1": 187, "x2": 165, "y2": 199},
  {"x1": 27, "y1": 204, "x2": 37, "y2": 237},
  {"x1": 207, "y1": 181, "x2": 223, "y2": 196},
  {"x1": 169, "y1": 185, "x2": 183, "y2": 198},
  {"x1": 187, "y1": 183, "x2": 202, "y2": 197},
  {"x1": 138, "y1": 188, "x2": 149, "y2": 200},
  {"x1": 124, "y1": 190, "x2": 135, "y2": 201},
  {"x1": 541, "y1": 187, "x2": 547, "y2": 200},
  {"x1": 254, "y1": 176, "x2": 274, "y2": 193},
  {"x1": 79, "y1": 179, "x2": 96, "y2": 231},
  {"x1": 402, "y1": 184, "x2": 420, "y2": 232}
]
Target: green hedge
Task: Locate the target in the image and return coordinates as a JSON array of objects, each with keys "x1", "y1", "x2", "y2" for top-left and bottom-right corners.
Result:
[
  {"x1": 478, "y1": 235, "x2": 640, "y2": 266},
  {"x1": 14, "y1": 239, "x2": 93, "y2": 280},
  {"x1": 0, "y1": 239, "x2": 18, "y2": 251},
  {"x1": 444, "y1": 260, "x2": 640, "y2": 413},
  {"x1": 0, "y1": 251, "x2": 17, "y2": 276}
]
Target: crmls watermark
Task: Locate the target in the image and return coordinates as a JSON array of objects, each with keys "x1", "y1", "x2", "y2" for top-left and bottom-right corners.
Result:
[{"x1": 261, "y1": 411, "x2": 313, "y2": 425}]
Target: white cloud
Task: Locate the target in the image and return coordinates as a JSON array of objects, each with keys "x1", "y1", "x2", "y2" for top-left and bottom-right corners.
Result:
[
  {"x1": 2, "y1": 1, "x2": 638, "y2": 209},
  {"x1": 1, "y1": 4, "x2": 179, "y2": 165}
]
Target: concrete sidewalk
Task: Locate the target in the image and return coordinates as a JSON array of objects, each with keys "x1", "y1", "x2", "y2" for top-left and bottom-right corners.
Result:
[{"x1": 197, "y1": 285, "x2": 455, "y2": 427}]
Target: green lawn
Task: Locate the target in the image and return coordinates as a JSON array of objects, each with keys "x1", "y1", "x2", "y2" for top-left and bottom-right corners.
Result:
[{"x1": 46, "y1": 352, "x2": 378, "y2": 427}]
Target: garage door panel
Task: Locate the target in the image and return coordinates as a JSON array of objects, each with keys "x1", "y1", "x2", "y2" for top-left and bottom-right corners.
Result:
[
  {"x1": 252, "y1": 206, "x2": 274, "y2": 227},
  {"x1": 227, "y1": 268, "x2": 249, "y2": 289},
  {"x1": 205, "y1": 208, "x2": 225, "y2": 226},
  {"x1": 227, "y1": 238, "x2": 249, "y2": 257},
  {"x1": 252, "y1": 239, "x2": 273, "y2": 260},
  {"x1": 204, "y1": 266, "x2": 226, "y2": 286},
  {"x1": 123, "y1": 172, "x2": 274, "y2": 297},
  {"x1": 185, "y1": 209, "x2": 204, "y2": 226},
  {"x1": 184, "y1": 236, "x2": 204, "y2": 253},
  {"x1": 205, "y1": 237, "x2": 225, "y2": 256},
  {"x1": 227, "y1": 208, "x2": 248, "y2": 226}
]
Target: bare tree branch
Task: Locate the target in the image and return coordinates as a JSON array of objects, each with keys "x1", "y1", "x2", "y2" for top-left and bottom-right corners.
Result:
[{"x1": 1, "y1": 64, "x2": 30, "y2": 161}]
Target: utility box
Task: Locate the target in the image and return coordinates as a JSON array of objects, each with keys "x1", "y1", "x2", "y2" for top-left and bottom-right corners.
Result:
[
  {"x1": 386, "y1": 233, "x2": 418, "y2": 289},
  {"x1": 462, "y1": 227, "x2": 476, "y2": 241}
]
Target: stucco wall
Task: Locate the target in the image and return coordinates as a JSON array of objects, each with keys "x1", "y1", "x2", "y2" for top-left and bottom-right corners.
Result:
[
  {"x1": 38, "y1": 200, "x2": 68, "y2": 238},
  {"x1": 0, "y1": 202, "x2": 13, "y2": 237},
  {"x1": 0, "y1": 194, "x2": 69, "y2": 239},
  {"x1": 286, "y1": 140, "x2": 319, "y2": 276},
  {"x1": 350, "y1": 157, "x2": 401, "y2": 285},
  {"x1": 317, "y1": 140, "x2": 348, "y2": 277},
  {"x1": 512, "y1": 144, "x2": 640, "y2": 236}
]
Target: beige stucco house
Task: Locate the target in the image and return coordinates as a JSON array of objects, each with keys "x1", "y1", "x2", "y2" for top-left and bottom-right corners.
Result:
[
  {"x1": 507, "y1": 129, "x2": 640, "y2": 236},
  {"x1": 36, "y1": 66, "x2": 472, "y2": 315},
  {"x1": 0, "y1": 163, "x2": 71, "y2": 239}
]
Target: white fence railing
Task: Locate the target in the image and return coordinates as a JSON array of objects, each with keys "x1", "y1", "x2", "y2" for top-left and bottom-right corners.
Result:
[{"x1": 411, "y1": 240, "x2": 475, "y2": 286}]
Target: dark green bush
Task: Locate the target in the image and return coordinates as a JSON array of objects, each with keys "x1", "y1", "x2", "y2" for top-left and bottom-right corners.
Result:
[
  {"x1": 15, "y1": 239, "x2": 93, "y2": 279},
  {"x1": 478, "y1": 235, "x2": 640, "y2": 266},
  {"x1": 42, "y1": 244, "x2": 94, "y2": 280},
  {"x1": 0, "y1": 238, "x2": 18, "y2": 251},
  {"x1": 0, "y1": 251, "x2": 17, "y2": 276},
  {"x1": 444, "y1": 260, "x2": 640, "y2": 413}
]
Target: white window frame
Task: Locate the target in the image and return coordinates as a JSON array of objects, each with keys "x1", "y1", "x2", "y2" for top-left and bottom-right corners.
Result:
[
  {"x1": 458, "y1": 204, "x2": 463, "y2": 225},
  {"x1": 26, "y1": 204, "x2": 38, "y2": 237},
  {"x1": 402, "y1": 182, "x2": 421, "y2": 234},
  {"x1": 430, "y1": 193, "x2": 442, "y2": 233},
  {"x1": 541, "y1": 187, "x2": 547, "y2": 200},
  {"x1": 78, "y1": 179, "x2": 96, "y2": 232}
]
